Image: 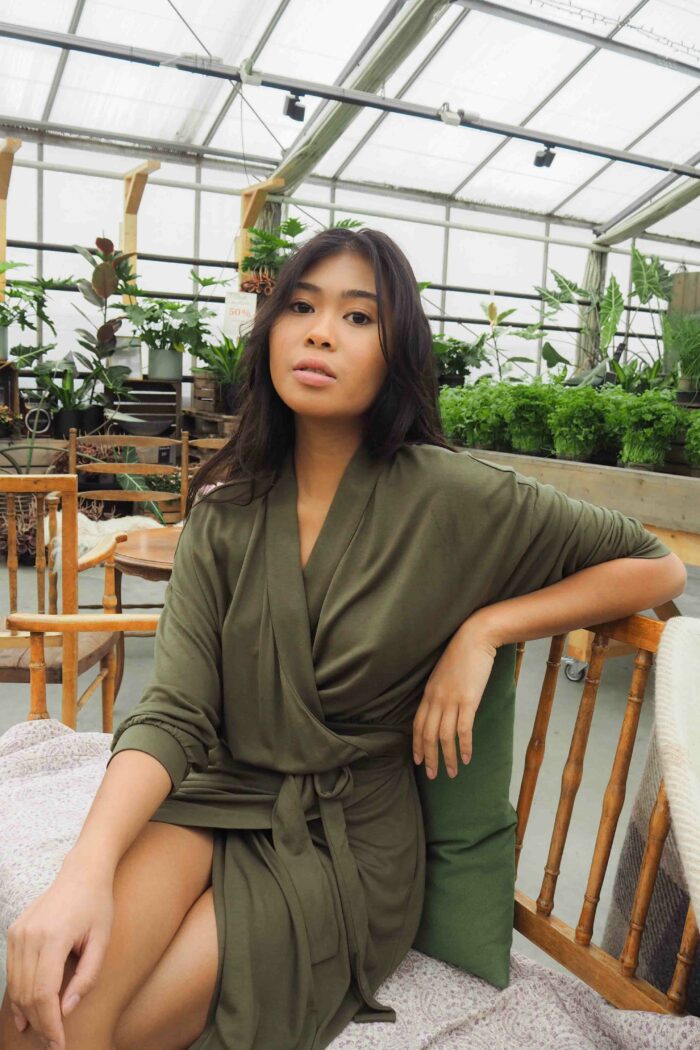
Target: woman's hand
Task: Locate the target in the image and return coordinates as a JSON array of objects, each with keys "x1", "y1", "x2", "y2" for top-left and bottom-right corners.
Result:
[
  {"x1": 6, "y1": 852, "x2": 115, "y2": 1050},
  {"x1": 413, "y1": 616, "x2": 498, "y2": 779}
]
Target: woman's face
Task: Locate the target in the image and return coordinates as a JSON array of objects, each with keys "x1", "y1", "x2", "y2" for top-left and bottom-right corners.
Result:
[{"x1": 268, "y1": 250, "x2": 388, "y2": 424}]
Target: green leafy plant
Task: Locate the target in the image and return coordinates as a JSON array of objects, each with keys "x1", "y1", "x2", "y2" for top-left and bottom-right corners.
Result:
[
  {"x1": 124, "y1": 292, "x2": 216, "y2": 359},
  {"x1": 547, "y1": 386, "x2": 608, "y2": 461},
  {"x1": 607, "y1": 356, "x2": 677, "y2": 394},
  {"x1": 478, "y1": 301, "x2": 536, "y2": 382},
  {"x1": 195, "y1": 333, "x2": 247, "y2": 384},
  {"x1": 596, "y1": 386, "x2": 630, "y2": 459},
  {"x1": 500, "y1": 380, "x2": 559, "y2": 454},
  {"x1": 438, "y1": 383, "x2": 512, "y2": 449},
  {"x1": 240, "y1": 218, "x2": 364, "y2": 285},
  {"x1": 619, "y1": 389, "x2": 682, "y2": 467},
  {"x1": 433, "y1": 332, "x2": 489, "y2": 385},
  {"x1": 662, "y1": 312, "x2": 700, "y2": 387},
  {"x1": 0, "y1": 261, "x2": 57, "y2": 339},
  {"x1": 684, "y1": 410, "x2": 700, "y2": 468}
]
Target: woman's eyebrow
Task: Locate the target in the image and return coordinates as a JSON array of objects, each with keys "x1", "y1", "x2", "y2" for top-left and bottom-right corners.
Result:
[{"x1": 293, "y1": 280, "x2": 377, "y2": 302}]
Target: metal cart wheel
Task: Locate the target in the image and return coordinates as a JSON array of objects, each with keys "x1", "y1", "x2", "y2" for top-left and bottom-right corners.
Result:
[{"x1": 563, "y1": 660, "x2": 588, "y2": 683}]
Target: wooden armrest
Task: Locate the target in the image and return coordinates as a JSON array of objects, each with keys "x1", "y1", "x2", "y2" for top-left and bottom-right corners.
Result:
[
  {"x1": 76, "y1": 532, "x2": 129, "y2": 572},
  {"x1": 6, "y1": 612, "x2": 160, "y2": 633}
]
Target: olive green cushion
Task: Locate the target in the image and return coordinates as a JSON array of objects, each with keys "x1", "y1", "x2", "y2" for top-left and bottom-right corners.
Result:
[{"x1": 412, "y1": 642, "x2": 517, "y2": 989}]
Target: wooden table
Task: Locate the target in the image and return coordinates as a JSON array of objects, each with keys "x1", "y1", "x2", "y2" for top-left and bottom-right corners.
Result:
[{"x1": 114, "y1": 524, "x2": 182, "y2": 583}]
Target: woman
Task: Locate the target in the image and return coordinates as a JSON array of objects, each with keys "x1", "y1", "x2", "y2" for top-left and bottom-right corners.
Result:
[{"x1": 1, "y1": 227, "x2": 686, "y2": 1050}]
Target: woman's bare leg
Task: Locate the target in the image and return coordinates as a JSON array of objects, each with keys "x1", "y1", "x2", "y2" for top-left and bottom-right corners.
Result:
[
  {"x1": 0, "y1": 821, "x2": 214, "y2": 1050},
  {"x1": 114, "y1": 886, "x2": 218, "y2": 1050}
]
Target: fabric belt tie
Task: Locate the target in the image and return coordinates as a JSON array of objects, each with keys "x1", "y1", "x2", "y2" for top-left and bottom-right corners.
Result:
[{"x1": 271, "y1": 764, "x2": 396, "y2": 1023}]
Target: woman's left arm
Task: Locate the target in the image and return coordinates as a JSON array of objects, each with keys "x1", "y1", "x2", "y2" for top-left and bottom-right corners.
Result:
[{"x1": 413, "y1": 552, "x2": 686, "y2": 782}]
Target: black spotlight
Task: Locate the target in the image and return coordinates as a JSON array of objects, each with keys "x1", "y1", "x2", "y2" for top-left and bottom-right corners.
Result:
[
  {"x1": 534, "y1": 145, "x2": 556, "y2": 168},
  {"x1": 283, "y1": 93, "x2": 306, "y2": 122}
]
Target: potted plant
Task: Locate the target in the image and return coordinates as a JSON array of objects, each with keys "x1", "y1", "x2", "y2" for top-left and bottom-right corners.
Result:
[
  {"x1": 500, "y1": 380, "x2": 559, "y2": 455},
  {"x1": 0, "y1": 261, "x2": 57, "y2": 361},
  {"x1": 684, "y1": 410, "x2": 700, "y2": 477},
  {"x1": 461, "y1": 381, "x2": 512, "y2": 450},
  {"x1": 432, "y1": 333, "x2": 489, "y2": 387},
  {"x1": 662, "y1": 311, "x2": 700, "y2": 404},
  {"x1": 239, "y1": 218, "x2": 364, "y2": 295},
  {"x1": 124, "y1": 271, "x2": 224, "y2": 381},
  {"x1": 195, "y1": 334, "x2": 247, "y2": 414},
  {"x1": 593, "y1": 385, "x2": 630, "y2": 465},
  {"x1": 547, "y1": 386, "x2": 608, "y2": 462},
  {"x1": 619, "y1": 389, "x2": 682, "y2": 471}
]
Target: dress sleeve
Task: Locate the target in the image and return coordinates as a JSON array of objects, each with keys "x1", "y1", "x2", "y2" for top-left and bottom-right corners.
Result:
[
  {"x1": 108, "y1": 504, "x2": 223, "y2": 792},
  {"x1": 438, "y1": 453, "x2": 673, "y2": 608}
]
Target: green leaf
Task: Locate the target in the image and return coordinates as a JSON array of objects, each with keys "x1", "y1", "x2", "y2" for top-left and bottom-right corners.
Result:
[
  {"x1": 550, "y1": 270, "x2": 589, "y2": 302},
  {"x1": 599, "y1": 274, "x2": 624, "y2": 352},
  {"x1": 505, "y1": 356, "x2": 535, "y2": 364},
  {"x1": 73, "y1": 244, "x2": 97, "y2": 269},
  {"x1": 496, "y1": 308, "x2": 518, "y2": 324},
  {"x1": 76, "y1": 278, "x2": 104, "y2": 308},
  {"x1": 516, "y1": 322, "x2": 548, "y2": 341},
  {"x1": 535, "y1": 285, "x2": 564, "y2": 310},
  {"x1": 541, "y1": 342, "x2": 569, "y2": 368}
]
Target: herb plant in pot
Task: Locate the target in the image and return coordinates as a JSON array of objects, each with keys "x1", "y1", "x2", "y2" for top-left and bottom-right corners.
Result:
[
  {"x1": 501, "y1": 380, "x2": 559, "y2": 456},
  {"x1": 195, "y1": 334, "x2": 247, "y2": 414},
  {"x1": 459, "y1": 380, "x2": 512, "y2": 450},
  {"x1": 548, "y1": 386, "x2": 607, "y2": 462},
  {"x1": 662, "y1": 311, "x2": 700, "y2": 404},
  {"x1": 124, "y1": 289, "x2": 218, "y2": 381},
  {"x1": 594, "y1": 386, "x2": 630, "y2": 465},
  {"x1": 619, "y1": 389, "x2": 682, "y2": 471}
]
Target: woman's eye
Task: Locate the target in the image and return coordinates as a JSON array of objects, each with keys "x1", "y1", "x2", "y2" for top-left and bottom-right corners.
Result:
[{"x1": 289, "y1": 301, "x2": 371, "y2": 325}]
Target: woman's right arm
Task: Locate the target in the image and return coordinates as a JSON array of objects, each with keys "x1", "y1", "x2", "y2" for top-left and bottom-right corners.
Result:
[{"x1": 6, "y1": 749, "x2": 172, "y2": 1045}]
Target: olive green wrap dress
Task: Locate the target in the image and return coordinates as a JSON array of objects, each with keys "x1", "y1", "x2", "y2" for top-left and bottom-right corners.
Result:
[{"x1": 109, "y1": 441, "x2": 672, "y2": 1050}]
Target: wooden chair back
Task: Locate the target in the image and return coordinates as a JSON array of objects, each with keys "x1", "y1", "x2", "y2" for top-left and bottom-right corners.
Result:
[
  {"x1": 513, "y1": 614, "x2": 698, "y2": 1015},
  {"x1": 0, "y1": 474, "x2": 126, "y2": 729},
  {"x1": 181, "y1": 436, "x2": 229, "y2": 509},
  {"x1": 0, "y1": 474, "x2": 78, "y2": 623},
  {"x1": 68, "y1": 429, "x2": 189, "y2": 520}
]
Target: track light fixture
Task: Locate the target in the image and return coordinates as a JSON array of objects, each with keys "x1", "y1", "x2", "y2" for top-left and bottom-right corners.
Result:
[
  {"x1": 283, "y1": 93, "x2": 306, "y2": 122},
  {"x1": 534, "y1": 145, "x2": 556, "y2": 168}
]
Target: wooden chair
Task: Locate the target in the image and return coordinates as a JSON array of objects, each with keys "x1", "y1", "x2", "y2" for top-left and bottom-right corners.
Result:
[
  {"x1": 67, "y1": 428, "x2": 188, "y2": 522},
  {"x1": 5, "y1": 607, "x2": 697, "y2": 1015},
  {"x1": 513, "y1": 615, "x2": 698, "y2": 1014},
  {"x1": 0, "y1": 474, "x2": 128, "y2": 730}
]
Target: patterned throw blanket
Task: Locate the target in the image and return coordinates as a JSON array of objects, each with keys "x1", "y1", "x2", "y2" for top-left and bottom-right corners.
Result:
[
  {"x1": 1, "y1": 719, "x2": 699, "y2": 1048},
  {"x1": 602, "y1": 616, "x2": 700, "y2": 1017}
]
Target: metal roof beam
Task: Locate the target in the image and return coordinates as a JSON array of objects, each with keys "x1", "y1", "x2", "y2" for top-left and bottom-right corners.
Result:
[
  {"x1": 595, "y1": 176, "x2": 700, "y2": 246},
  {"x1": 450, "y1": 0, "x2": 700, "y2": 80},
  {"x1": 2, "y1": 117, "x2": 605, "y2": 230},
  {"x1": 596, "y1": 146, "x2": 700, "y2": 236},
  {"x1": 40, "y1": 0, "x2": 86, "y2": 122},
  {"x1": 2, "y1": 20, "x2": 699, "y2": 181}
]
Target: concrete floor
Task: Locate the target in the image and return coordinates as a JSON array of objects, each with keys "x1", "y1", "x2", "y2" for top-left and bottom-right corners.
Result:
[{"x1": 1, "y1": 559, "x2": 699, "y2": 982}]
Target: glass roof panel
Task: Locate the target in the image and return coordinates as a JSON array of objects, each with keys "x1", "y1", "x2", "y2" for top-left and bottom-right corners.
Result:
[
  {"x1": 337, "y1": 113, "x2": 504, "y2": 195},
  {"x1": 255, "y1": 0, "x2": 392, "y2": 80},
  {"x1": 613, "y1": 0, "x2": 700, "y2": 64},
  {"x1": 0, "y1": 40, "x2": 62, "y2": 119},
  {"x1": 454, "y1": 137, "x2": 606, "y2": 214},
  {"x1": 207, "y1": 81, "x2": 326, "y2": 158},
  {"x1": 519, "y1": 48, "x2": 696, "y2": 148},
  {"x1": 0, "y1": 0, "x2": 76, "y2": 30},
  {"x1": 402, "y1": 9, "x2": 592, "y2": 124},
  {"x1": 480, "y1": 1, "x2": 653, "y2": 40},
  {"x1": 49, "y1": 51, "x2": 231, "y2": 142}
]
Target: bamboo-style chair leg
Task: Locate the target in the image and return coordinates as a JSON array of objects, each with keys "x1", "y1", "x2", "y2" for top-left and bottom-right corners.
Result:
[{"x1": 100, "y1": 646, "x2": 118, "y2": 733}]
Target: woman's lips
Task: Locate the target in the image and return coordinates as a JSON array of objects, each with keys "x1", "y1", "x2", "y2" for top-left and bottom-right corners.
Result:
[{"x1": 292, "y1": 369, "x2": 337, "y2": 387}]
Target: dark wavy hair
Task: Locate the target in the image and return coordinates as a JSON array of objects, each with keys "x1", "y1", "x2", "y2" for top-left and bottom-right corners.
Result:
[{"x1": 185, "y1": 225, "x2": 455, "y2": 517}]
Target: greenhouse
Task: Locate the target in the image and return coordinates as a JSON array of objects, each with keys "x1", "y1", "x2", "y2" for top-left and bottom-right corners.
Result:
[{"x1": 0, "y1": 2, "x2": 699, "y2": 1048}]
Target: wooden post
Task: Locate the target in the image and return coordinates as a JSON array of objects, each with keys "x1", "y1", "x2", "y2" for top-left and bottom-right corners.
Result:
[
  {"x1": 0, "y1": 138, "x2": 22, "y2": 301},
  {"x1": 121, "y1": 159, "x2": 160, "y2": 305},
  {"x1": 235, "y1": 175, "x2": 285, "y2": 285}
]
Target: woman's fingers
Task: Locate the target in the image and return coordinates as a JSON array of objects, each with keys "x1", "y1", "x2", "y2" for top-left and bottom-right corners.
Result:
[
  {"x1": 457, "y1": 706, "x2": 475, "y2": 765},
  {"x1": 438, "y1": 706, "x2": 460, "y2": 778},
  {"x1": 31, "y1": 940, "x2": 70, "y2": 1049},
  {"x1": 61, "y1": 933, "x2": 107, "y2": 1016}
]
